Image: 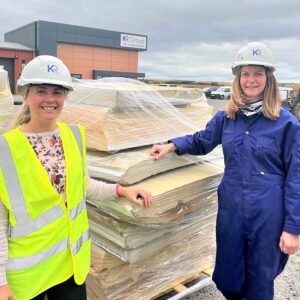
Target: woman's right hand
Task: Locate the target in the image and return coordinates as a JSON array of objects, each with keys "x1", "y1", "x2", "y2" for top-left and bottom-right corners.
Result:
[
  {"x1": 150, "y1": 143, "x2": 176, "y2": 160},
  {"x1": 0, "y1": 284, "x2": 13, "y2": 300}
]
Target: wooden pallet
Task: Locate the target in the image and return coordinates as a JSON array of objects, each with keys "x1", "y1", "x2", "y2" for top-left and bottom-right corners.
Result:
[{"x1": 151, "y1": 267, "x2": 214, "y2": 300}]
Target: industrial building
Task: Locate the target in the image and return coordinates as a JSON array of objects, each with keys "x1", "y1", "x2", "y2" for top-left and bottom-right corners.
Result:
[{"x1": 0, "y1": 20, "x2": 147, "y2": 93}]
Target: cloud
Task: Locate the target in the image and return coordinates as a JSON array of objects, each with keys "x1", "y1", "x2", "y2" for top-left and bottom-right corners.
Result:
[
  {"x1": 140, "y1": 38, "x2": 300, "y2": 82},
  {"x1": 1, "y1": 0, "x2": 300, "y2": 81}
]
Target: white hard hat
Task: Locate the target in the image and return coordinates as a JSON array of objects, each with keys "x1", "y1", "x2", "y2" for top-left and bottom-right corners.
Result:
[
  {"x1": 17, "y1": 55, "x2": 73, "y2": 93},
  {"x1": 232, "y1": 42, "x2": 276, "y2": 75}
]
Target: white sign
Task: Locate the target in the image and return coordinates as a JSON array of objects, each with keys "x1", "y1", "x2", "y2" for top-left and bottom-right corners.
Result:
[{"x1": 120, "y1": 34, "x2": 147, "y2": 49}]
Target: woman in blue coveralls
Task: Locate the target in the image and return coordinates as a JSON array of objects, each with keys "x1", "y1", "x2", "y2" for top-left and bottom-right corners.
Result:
[{"x1": 150, "y1": 42, "x2": 300, "y2": 300}]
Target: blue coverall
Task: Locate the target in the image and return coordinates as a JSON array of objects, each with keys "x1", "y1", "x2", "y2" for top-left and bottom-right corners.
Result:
[{"x1": 171, "y1": 107, "x2": 300, "y2": 300}]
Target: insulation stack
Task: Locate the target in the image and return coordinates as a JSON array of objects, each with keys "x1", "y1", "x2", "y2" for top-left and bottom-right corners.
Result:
[
  {"x1": 59, "y1": 78, "x2": 224, "y2": 300},
  {"x1": 0, "y1": 66, "x2": 14, "y2": 131}
]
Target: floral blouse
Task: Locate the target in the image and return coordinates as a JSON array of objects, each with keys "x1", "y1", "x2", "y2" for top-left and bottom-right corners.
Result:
[{"x1": 26, "y1": 129, "x2": 66, "y2": 196}]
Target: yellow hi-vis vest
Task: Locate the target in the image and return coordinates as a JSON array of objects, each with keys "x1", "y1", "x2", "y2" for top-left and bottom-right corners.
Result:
[{"x1": 0, "y1": 122, "x2": 90, "y2": 300}]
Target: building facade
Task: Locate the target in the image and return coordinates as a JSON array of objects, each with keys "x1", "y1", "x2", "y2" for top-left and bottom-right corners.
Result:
[
  {"x1": 2, "y1": 20, "x2": 147, "y2": 92},
  {"x1": 0, "y1": 43, "x2": 34, "y2": 93}
]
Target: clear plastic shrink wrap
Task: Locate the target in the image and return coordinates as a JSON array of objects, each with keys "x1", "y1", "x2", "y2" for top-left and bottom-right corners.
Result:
[
  {"x1": 0, "y1": 66, "x2": 14, "y2": 131},
  {"x1": 87, "y1": 158, "x2": 223, "y2": 225},
  {"x1": 59, "y1": 78, "x2": 211, "y2": 152},
  {"x1": 87, "y1": 223, "x2": 215, "y2": 300},
  {"x1": 57, "y1": 78, "x2": 223, "y2": 299},
  {"x1": 88, "y1": 198, "x2": 218, "y2": 262}
]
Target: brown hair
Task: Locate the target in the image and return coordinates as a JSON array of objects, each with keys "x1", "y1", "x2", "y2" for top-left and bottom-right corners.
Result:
[{"x1": 224, "y1": 67, "x2": 281, "y2": 120}]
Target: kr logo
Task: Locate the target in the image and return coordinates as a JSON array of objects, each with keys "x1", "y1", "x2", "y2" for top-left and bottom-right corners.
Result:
[
  {"x1": 252, "y1": 49, "x2": 262, "y2": 56},
  {"x1": 47, "y1": 64, "x2": 59, "y2": 73}
]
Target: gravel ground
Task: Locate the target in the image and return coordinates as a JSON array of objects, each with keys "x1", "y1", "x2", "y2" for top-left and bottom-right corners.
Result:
[
  {"x1": 176, "y1": 250, "x2": 300, "y2": 300},
  {"x1": 158, "y1": 99, "x2": 300, "y2": 299}
]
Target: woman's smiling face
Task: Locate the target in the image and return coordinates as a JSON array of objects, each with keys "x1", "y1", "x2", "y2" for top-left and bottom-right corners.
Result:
[
  {"x1": 24, "y1": 85, "x2": 66, "y2": 123},
  {"x1": 240, "y1": 65, "x2": 267, "y2": 103}
]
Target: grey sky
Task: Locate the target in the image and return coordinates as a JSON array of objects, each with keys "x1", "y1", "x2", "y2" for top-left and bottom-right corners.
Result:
[{"x1": 1, "y1": 0, "x2": 300, "y2": 82}]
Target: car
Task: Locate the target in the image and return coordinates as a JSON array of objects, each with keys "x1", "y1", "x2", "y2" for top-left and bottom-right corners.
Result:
[
  {"x1": 210, "y1": 86, "x2": 232, "y2": 100},
  {"x1": 158, "y1": 84, "x2": 177, "y2": 87},
  {"x1": 178, "y1": 85, "x2": 195, "y2": 88},
  {"x1": 202, "y1": 86, "x2": 219, "y2": 98},
  {"x1": 278, "y1": 87, "x2": 293, "y2": 102}
]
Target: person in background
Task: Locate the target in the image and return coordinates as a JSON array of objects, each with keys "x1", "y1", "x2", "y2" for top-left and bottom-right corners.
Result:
[
  {"x1": 0, "y1": 55, "x2": 152, "y2": 300},
  {"x1": 150, "y1": 42, "x2": 300, "y2": 300}
]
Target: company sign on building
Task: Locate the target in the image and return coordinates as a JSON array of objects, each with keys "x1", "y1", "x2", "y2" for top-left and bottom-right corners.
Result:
[{"x1": 120, "y1": 34, "x2": 147, "y2": 50}]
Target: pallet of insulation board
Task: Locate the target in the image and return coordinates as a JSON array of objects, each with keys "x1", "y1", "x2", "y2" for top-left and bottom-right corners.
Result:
[
  {"x1": 0, "y1": 66, "x2": 14, "y2": 133},
  {"x1": 88, "y1": 197, "x2": 217, "y2": 263},
  {"x1": 59, "y1": 78, "x2": 211, "y2": 152},
  {"x1": 87, "y1": 158, "x2": 224, "y2": 225},
  {"x1": 67, "y1": 79, "x2": 206, "y2": 108},
  {"x1": 59, "y1": 102, "x2": 213, "y2": 152},
  {"x1": 86, "y1": 146, "x2": 223, "y2": 185},
  {"x1": 87, "y1": 223, "x2": 215, "y2": 300}
]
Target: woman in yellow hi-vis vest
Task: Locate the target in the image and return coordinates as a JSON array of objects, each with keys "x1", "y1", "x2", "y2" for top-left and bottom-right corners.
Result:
[{"x1": 0, "y1": 56, "x2": 152, "y2": 300}]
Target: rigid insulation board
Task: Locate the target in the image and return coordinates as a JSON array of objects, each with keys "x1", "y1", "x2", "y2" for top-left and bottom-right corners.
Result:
[
  {"x1": 87, "y1": 225, "x2": 215, "y2": 300},
  {"x1": 59, "y1": 102, "x2": 213, "y2": 152},
  {"x1": 87, "y1": 157, "x2": 224, "y2": 225},
  {"x1": 88, "y1": 201, "x2": 217, "y2": 262},
  {"x1": 68, "y1": 79, "x2": 206, "y2": 108},
  {"x1": 87, "y1": 146, "x2": 223, "y2": 185}
]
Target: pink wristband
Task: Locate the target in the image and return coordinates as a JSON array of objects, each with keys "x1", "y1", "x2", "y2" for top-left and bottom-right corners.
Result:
[{"x1": 116, "y1": 183, "x2": 120, "y2": 197}]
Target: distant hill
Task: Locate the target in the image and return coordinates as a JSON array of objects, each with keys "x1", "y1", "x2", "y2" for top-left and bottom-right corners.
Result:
[{"x1": 139, "y1": 79, "x2": 300, "y2": 91}]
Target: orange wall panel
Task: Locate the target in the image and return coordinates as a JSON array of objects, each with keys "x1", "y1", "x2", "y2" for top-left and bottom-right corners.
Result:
[
  {"x1": 93, "y1": 53, "x2": 111, "y2": 61},
  {"x1": 128, "y1": 51, "x2": 138, "y2": 58},
  {"x1": 112, "y1": 63, "x2": 130, "y2": 72},
  {"x1": 112, "y1": 49, "x2": 129, "y2": 56},
  {"x1": 57, "y1": 43, "x2": 73, "y2": 51},
  {"x1": 112, "y1": 55, "x2": 128, "y2": 63},
  {"x1": 128, "y1": 64, "x2": 138, "y2": 72},
  {"x1": 57, "y1": 42, "x2": 139, "y2": 79},
  {"x1": 93, "y1": 61, "x2": 111, "y2": 71},
  {"x1": 93, "y1": 47, "x2": 111, "y2": 56}
]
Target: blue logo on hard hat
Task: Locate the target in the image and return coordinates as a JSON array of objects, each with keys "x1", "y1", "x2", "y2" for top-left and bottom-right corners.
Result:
[
  {"x1": 47, "y1": 64, "x2": 58, "y2": 73},
  {"x1": 253, "y1": 49, "x2": 262, "y2": 56}
]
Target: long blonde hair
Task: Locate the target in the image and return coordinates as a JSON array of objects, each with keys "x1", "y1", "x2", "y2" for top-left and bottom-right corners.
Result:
[
  {"x1": 224, "y1": 67, "x2": 281, "y2": 120},
  {"x1": 6, "y1": 86, "x2": 31, "y2": 131}
]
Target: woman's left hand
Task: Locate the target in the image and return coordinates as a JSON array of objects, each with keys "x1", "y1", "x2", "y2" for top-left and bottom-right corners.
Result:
[
  {"x1": 279, "y1": 231, "x2": 299, "y2": 255},
  {"x1": 118, "y1": 186, "x2": 153, "y2": 207}
]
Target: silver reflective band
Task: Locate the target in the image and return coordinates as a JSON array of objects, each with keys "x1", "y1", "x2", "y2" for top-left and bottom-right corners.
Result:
[
  {"x1": 6, "y1": 237, "x2": 69, "y2": 271},
  {"x1": 68, "y1": 124, "x2": 84, "y2": 179},
  {"x1": 68, "y1": 124, "x2": 83, "y2": 157},
  {"x1": 69, "y1": 197, "x2": 87, "y2": 222},
  {"x1": 68, "y1": 125, "x2": 83, "y2": 162},
  {"x1": 68, "y1": 124, "x2": 86, "y2": 223},
  {"x1": 71, "y1": 230, "x2": 90, "y2": 256},
  {"x1": 0, "y1": 136, "x2": 30, "y2": 224},
  {"x1": 9, "y1": 204, "x2": 65, "y2": 239}
]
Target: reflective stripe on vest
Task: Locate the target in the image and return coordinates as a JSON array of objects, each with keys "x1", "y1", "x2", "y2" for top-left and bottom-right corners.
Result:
[
  {"x1": 6, "y1": 237, "x2": 69, "y2": 271},
  {"x1": 68, "y1": 124, "x2": 86, "y2": 222},
  {"x1": 1, "y1": 125, "x2": 88, "y2": 269},
  {"x1": 71, "y1": 229, "x2": 90, "y2": 256},
  {"x1": 0, "y1": 136, "x2": 31, "y2": 225},
  {"x1": 69, "y1": 198, "x2": 86, "y2": 222},
  {"x1": 6, "y1": 229, "x2": 90, "y2": 271}
]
